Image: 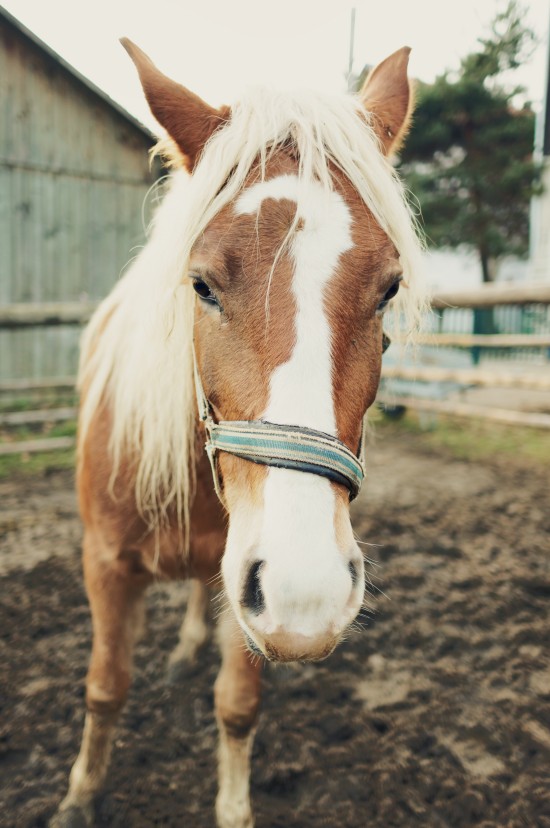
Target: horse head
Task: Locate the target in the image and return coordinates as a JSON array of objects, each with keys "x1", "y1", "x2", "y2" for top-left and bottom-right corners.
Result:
[{"x1": 122, "y1": 40, "x2": 423, "y2": 663}]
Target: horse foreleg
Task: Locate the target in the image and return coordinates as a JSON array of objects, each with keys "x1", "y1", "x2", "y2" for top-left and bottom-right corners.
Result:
[
  {"x1": 167, "y1": 579, "x2": 210, "y2": 683},
  {"x1": 214, "y1": 610, "x2": 262, "y2": 828},
  {"x1": 52, "y1": 531, "x2": 150, "y2": 827}
]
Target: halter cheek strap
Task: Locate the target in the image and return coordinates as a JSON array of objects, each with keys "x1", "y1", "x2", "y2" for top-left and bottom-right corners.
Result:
[{"x1": 193, "y1": 331, "x2": 390, "y2": 506}]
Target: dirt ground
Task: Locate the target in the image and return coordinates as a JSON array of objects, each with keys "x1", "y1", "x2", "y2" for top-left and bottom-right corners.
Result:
[{"x1": 1, "y1": 429, "x2": 549, "y2": 828}]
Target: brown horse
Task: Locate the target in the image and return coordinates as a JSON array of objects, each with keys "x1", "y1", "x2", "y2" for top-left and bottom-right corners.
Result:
[{"x1": 52, "y1": 40, "x2": 425, "y2": 828}]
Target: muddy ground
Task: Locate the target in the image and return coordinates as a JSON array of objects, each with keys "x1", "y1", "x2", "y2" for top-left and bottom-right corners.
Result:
[{"x1": 1, "y1": 430, "x2": 549, "y2": 828}]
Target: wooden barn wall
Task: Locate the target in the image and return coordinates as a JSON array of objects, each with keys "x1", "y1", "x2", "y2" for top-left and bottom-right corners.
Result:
[{"x1": 0, "y1": 21, "x2": 160, "y2": 381}]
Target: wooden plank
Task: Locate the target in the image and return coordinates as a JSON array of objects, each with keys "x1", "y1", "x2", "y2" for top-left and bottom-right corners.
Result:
[
  {"x1": 0, "y1": 376, "x2": 75, "y2": 392},
  {"x1": 0, "y1": 302, "x2": 98, "y2": 327},
  {"x1": 0, "y1": 436, "x2": 75, "y2": 455},
  {"x1": 0, "y1": 407, "x2": 76, "y2": 426},
  {"x1": 0, "y1": 168, "x2": 12, "y2": 304},
  {"x1": 377, "y1": 395, "x2": 550, "y2": 429},
  {"x1": 3, "y1": 286, "x2": 549, "y2": 333},
  {"x1": 412, "y1": 333, "x2": 550, "y2": 348},
  {"x1": 431, "y1": 281, "x2": 550, "y2": 309},
  {"x1": 382, "y1": 365, "x2": 550, "y2": 390},
  {"x1": 0, "y1": 157, "x2": 155, "y2": 186}
]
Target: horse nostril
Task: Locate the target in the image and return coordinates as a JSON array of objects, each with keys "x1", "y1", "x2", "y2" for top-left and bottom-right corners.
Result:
[
  {"x1": 348, "y1": 561, "x2": 358, "y2": 588},
  {"x1": 241, "y1": 560, "x2": 266, "y2": 615}
]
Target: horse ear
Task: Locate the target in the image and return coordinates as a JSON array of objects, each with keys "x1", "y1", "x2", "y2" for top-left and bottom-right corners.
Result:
[
  {"x1": 359, "y1": 46, "x2": 413, "y2": 156},
  {"x1": 120, "y1": 38, "x2": 229, "y2": 170}
]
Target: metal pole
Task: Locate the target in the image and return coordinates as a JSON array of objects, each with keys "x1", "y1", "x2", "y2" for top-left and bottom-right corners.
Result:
[
  {"x1": 347, "y1": 7, "x2": 356, "y2": 91},
  {"x1": 530, "y1": 2, "x2": 550, "y2": 278},
  {"x1": 543, "y1": 1, "x2": 550, "y2": 156}
]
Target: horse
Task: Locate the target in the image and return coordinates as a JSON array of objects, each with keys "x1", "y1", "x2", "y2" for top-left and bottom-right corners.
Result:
[{"x1": 51, "y1": 39, "x2": 425, "y2": 828}]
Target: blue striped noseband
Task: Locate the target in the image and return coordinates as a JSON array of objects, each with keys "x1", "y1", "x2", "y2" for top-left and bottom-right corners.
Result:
[
  {"x1": 205, "y1": 419, "x2": 365, "y2": 500},
  {"x1": 193, "y1": 333, "x2": 390, "y2": 506}
]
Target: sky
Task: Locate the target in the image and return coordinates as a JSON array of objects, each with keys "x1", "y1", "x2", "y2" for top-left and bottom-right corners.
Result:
[{"x1": 3, "y1": 0, "x2": 549, "y2": 133}]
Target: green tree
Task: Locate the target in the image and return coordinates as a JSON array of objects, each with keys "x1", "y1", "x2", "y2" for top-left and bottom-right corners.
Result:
[{"x1": 397, "y1": 1, "x2": 542, "y2": 282}]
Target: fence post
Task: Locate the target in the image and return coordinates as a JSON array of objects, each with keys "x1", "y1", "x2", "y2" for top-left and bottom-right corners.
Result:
[{"x1": 472, "y1": 307, "x2": 498, "y2": 365}]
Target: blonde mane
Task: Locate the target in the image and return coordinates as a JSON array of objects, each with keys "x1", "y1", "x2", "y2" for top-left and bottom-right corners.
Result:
[{"x1": 78, "y1": 86, "x2": 427, "y2": 537}]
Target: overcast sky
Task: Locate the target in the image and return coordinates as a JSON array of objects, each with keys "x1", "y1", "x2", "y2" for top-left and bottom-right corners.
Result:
[{"x1": 4, "y1": 0, "x2": 549, "y2": 132}]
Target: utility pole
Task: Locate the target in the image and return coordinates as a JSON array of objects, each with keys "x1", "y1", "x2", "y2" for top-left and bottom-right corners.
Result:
[
  {"x1": 531, "y1": 2, "x2": 550, "y2": 280},
  {"x1": 347, "y1": 7, "x2": 356, "y2": 92},
  {"x1": 544, "y1": 2, "x2": 550, "y2": 158}
]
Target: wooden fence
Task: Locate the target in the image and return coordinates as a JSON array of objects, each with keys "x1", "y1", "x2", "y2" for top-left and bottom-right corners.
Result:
[
  {"x1": 378, "y1": 280, "x2": 550, "y2": 429},
  {"x1": 1, "y1": 281, "x2": 550, "y2": 455}
]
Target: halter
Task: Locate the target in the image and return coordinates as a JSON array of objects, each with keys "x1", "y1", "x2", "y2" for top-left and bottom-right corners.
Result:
[{"x1": 192, "y1": 333, "x2": 390, "y2": 507}]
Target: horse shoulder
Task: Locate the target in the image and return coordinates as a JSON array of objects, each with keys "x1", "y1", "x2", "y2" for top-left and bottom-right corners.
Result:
[{"x1": 77, "y1": 403, "x2": 225, "y2": 581}]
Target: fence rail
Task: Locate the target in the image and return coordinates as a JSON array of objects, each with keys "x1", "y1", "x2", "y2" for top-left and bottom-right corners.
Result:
[
  {"x1": 382, "y1": 364, "x2": 550, "y2": 391},
  {"x1": 0, "y1": 301, "x2": 98, "y2": 328},
  {"x1": 0, "y1": 407, "x2": 77, "y2": 427},
  {"x1": 377, "y1": 395, "x2": 550, "y2": 430},
  {"x1": 431, "y1": 281, "x2": 550, "y2": 309},
  {"x1": 1, "y1": 281, "x2": 549, "y2": 327},
  {"x1": 0, "y1": 376, "x2": 76, "y2": 393},
  {"x1": 2, "y1": 282, "x2": 550, "y2": 454},
  {"x1": 412, "y1": 333, "x2": 550, "y2": 348},
  {"x1": 0, "y1": 437, "x2": 75, "y2": 456}
]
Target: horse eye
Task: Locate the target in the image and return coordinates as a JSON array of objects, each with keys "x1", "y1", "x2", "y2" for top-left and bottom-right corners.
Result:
[
  {"x1": 192, "y1": 279, "x2": 218, "y2": 305},
  {"x1": 377, "y1": 279, "x2": 401, "y2": 312}
]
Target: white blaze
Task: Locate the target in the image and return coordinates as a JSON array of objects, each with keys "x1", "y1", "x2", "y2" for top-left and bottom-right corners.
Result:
[
  {"x1": 236, "y1": 174, "x2": 353, "y2": 433},
  {"x1": 227, "y1": 174, "x2": 356, "y2": 638}
]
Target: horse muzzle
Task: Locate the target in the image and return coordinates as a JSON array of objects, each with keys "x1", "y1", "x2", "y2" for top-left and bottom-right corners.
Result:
[{"x1": 233, "y1": 549, "x2": 365, "y2": 663}]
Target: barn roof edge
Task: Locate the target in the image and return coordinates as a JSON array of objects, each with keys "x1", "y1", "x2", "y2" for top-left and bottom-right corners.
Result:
[{"x1": 0, "y1": 5, "x2": 157, "y2": 143}]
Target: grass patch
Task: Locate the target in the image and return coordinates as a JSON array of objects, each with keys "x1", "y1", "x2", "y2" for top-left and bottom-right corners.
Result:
[
  {"x1": 371, "y1": 407, "x2": 550, "y2": 468},
  {"x1": 0, "y1": 449, "x2": 75, "y2": 480},
  {"x1": 0, "y1": 420, "x2": 77, "y2": 442},
  {"x1": 0, "y1": 393, "x2": 78, "y2": 414},
  {"x1": 0, "y1": 419, "x2": 77, "y2": 479}
]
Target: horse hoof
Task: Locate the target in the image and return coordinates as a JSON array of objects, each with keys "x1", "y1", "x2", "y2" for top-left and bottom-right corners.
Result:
[
  {"x1": 165, "y1": 657, "x2": 200, "y2": 685},
  {"x1": 216, "y1": 804, "x2": 254, "y2": 828},
  {"x1": 49, "y1": 804, "x2": 94, "y2": 828}
]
